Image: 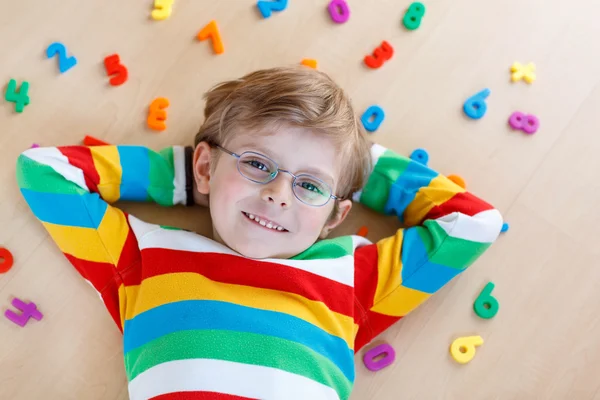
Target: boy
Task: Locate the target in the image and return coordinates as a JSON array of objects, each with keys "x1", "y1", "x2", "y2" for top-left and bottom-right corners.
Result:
[{"x1": 16, "y1": 66, "x2": 502, "y2": 400}]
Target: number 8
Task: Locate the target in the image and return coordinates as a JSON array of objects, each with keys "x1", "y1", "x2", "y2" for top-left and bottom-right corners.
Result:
[{"x1": 403, "y1": 2, "x2": 426, "y2": 30}]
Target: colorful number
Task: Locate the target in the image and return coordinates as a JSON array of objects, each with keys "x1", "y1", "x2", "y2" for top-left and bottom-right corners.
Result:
[
  {"x1": 448, "y1": 174, "x2": 466, "y2": 189},
  {"x1": 301, "y1": 59, "x2": 317, "y2": 69},
  {"x1": 508, "y1": 111, "x2": 539, "y2": 134},
  {"x1": 450, "y1": 336, "x2": 484, "y2": 364},
  {"x1": 83, "y1": 135, "x2": 110, "y2": 146},
  {"x1": 104, "y1": 54, "x2": 128, "y2": 86},
  {"x1": 148, "y1": 97, "x2": 169, "y2": 131},
  {"x1": 473, "y1": 282, "x2": 499, "y2": 319},
  {"x1": 328, "y1": 0, "x2": 350, "y2": 24},
  {"x1": 409, "y1": 148, "x2": 429, "y2": 166},
  {"x1": 4, "y1": 298, "x2": 43, "y2": 327},
  {"x1": 0, "y1": 247, "x2": 14, "y2": 274},
  {"x1": 257, "y1": 0, "x2": 288, "y2": 18},
  {"x1": 152, "y1": 0, "x2": 174, "y2": 20},
  {"x1": 510, "y1": 62, "x2": 536, "y2": 84},
  {"x1": 403, "y1": 2, "x2": 426, "y2": 30},
  {"x1": 361, "y1": 105, "x2": 385, "y2": 132},
  {"x1": 364, "y1": 41, "x2": 394, "y2": 69},
  {"x1": 5, "y1": 79, "x2": 30, "y2": 113},
  {"x1": 197, "y1": 20, "x2": 224, "y2": 54},
  {"x1": 501, "y1": 222, "x2": 509, "y2": 232},
  {"x1": 363, "y1": 343, "x2": 396, "y2": 371},
  {"x1": 463, "y1": 88, "x2": 490, "y2": 120},
  {"x1": 46, "y1": 42, "x2": 77, "y2": 73}
]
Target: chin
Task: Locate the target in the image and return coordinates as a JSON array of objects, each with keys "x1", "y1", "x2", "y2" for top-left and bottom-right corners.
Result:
[{"x1": 231, "y1": 241, "x2": 296, "y2": 260}]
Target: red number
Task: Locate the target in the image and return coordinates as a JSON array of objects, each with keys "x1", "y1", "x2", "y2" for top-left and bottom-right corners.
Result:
[
  {"x1": 364, "y1": 41, "x2": 394, "y2": 69},
  {"x1": 104, "y1": 54, "x2": 128, "y2": 86}
]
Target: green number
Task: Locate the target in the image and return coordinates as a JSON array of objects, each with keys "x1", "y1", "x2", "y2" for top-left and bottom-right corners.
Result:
[
  {"x1": 473, "y1": 282, "x2": 499, "y2": 319},
  {"x1": 403, "y1": 2, "x2": 426, "y2": 31},
  {"x1": 5, "y1": 79, "x2": 30, "y2": 113}
]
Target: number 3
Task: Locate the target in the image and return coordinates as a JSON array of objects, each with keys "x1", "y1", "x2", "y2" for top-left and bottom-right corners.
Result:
[
  {"x1": 152, "y1": 0, "x2": 174, "y2": 20},
  {"x1": 364, "y1": 41, "x2": 394, "y2": 69}
]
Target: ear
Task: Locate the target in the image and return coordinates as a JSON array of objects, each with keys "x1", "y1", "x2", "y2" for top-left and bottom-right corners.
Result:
[
  {"x1": 193, "y1": 142, "x2": 213, "y2": 195},
  {"x1": 319, "y1": 199, "x2": 353, "y2": 239}
]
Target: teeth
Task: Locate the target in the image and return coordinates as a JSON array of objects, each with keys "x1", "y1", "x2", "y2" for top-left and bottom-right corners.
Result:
[{"x1": 244, "y1": 212, "x2": 285, "y2": 231}]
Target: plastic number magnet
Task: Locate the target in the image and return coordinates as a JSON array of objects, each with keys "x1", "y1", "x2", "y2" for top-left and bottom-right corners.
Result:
[
  {"x1": 328, "y1": 0, "x2": 350, "y2": 24},
  {"x1": 473, "y1": 282, "x2": 499, "y2": 319},
  {"x1": 147, "y1": 97, "x2": 169, "y2": 131},
  {"x1": 403, "y1": 2, "x2": 426, "y2": 30},
  {"x1": 5, "y1": 79, "x2": 30, "y2": 113},
  {"x1": 463, "y1": 88, "x2": 490, "y2": 120},
  {"x1": 46, "y1": 42, "x2": 77, "y2": 73},
  {"x1": 448, "y1": 174, "x2": 466, "y2": 189},
  {"x1": 508, "y1": 111, "x2": 539, "y2": 134},
  {"x1": 363, "y1": 343, "x2": 396, "y2": 371},
  {"x1": 361, "y1": 105, "x2": 385, "y2": 132},
  {"x1": 364, "y1": 41, "x2": 394, "y2": 69},
  {"x1": 104, "y1": 54, "x2": 128, "y2": 86},
  {"x1": 301, "y1": 59, "x2": 317, "y2": 69},
  {"x1": 409, "y1": 148, "x2": 429, "y2": 166},
  {"x1": 4, "y1": 298, "x2": 43, "y2": 327},
  {"x1": 501, "y1": 222, "x2": 509, "y2": 233},
  {"x1": 83, "y1": 135, "x2": 110, "y2": 146},
  {"x1": 450, "y1": 336, "x2": 483, "y2": 364},
  {"x1": 510, "y1": 62, "x2": 536, "y2": 84},
  {"x1": 257, "y1": 0, "x2": 288, "y2": 18},
  {"x1": 197, "y1": 20, "x2": 224, "y2": 54},
  {"x1": 0, "y1": 247, "x2": 14, "y2": 274}
]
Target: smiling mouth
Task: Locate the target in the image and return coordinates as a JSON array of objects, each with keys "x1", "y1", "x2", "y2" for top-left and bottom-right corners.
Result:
[{"x1": 242, "y1": 212, "x2": 288, "y2": 232}]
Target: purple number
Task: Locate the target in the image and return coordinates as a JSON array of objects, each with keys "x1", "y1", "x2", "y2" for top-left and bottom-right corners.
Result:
[
  {"x1": 509, "y1": 111, "x2": 539, "y2": 134},
  {"x1": 328, "y1": 0, "x2": 350, "y2": 24},
  {"x1": 363, "y1": 343, "x2": 396, "y2": 371}
]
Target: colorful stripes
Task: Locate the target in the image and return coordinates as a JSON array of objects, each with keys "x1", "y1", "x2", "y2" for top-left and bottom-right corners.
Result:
[
  {"x1": 133, "y1": 247, "x2": 355, "y2": 317},
  {"x1": 123, "y1": 299, "x2": 355, "y2": 381},
  {"x1": 17, "y1": 143, "x2": 502, "y2": 400},
  {"x1": 126, "y1": 330, "x2": 350, "y2": 399},
  {"x1": 128, "y1": 359, "x2": 341, "y2": 400},
  {"x1": 122, "y1": 272, "x2": 355, "y2": 347}
]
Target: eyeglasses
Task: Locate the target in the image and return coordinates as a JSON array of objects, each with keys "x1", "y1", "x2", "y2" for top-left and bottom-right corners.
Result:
[{"x1": 215, "y1": 145, "x2": 340, "y2": 207}]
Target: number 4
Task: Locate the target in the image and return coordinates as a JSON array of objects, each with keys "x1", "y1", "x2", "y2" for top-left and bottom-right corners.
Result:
[{"x1": 5, "y1": 79, "x2": 30, "y2": 113}]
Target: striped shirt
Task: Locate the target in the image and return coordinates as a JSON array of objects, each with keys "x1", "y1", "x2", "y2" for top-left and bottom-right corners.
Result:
[{"x1": 16, "y1": 143, "x2": 502, "y2": 400}]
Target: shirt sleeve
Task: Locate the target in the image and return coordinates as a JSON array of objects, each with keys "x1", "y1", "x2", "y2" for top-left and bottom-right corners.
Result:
[
  {"x1": 15, "y1": 145, "x2": 192, "y2": 331},
  {"x1": 353, "y1": 144, "x2": 503, "y2": 351}
]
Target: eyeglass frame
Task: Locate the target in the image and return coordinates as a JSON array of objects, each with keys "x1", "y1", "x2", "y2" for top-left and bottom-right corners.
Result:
[{"x1": 213, "y1": 144, "x2": 341, "y2": 207}]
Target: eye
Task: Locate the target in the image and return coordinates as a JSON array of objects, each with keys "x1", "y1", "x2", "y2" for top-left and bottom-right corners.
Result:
[
  {"x1": 299, "y1": 181, "x2": 323, "y2": 194},
  {"x1": 246, "y1": 159, "x2": 270, "y2": 172}
]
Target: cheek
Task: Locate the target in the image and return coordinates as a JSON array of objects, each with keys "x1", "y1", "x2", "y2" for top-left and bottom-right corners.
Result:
[
  {"x1": 210, "y1": 167, "x2": 251, "y2": 207},
  {"x1": 297, "y1": 206, "x2": 332, "y2": 233}
]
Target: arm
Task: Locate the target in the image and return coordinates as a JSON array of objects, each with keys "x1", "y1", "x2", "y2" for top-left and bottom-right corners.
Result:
[
  {"x1": 16, "y1": 145, "x2": 193, "y2": 330},
  {"x1": 353, "y1": 144, "x2": 502, "y2": 351}
]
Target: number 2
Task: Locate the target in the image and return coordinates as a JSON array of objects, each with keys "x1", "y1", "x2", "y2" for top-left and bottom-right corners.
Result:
[
  {"x1": 46, "y1": 42, "x2": 77, "y2": 73},
  {"x1": 152, "y1": 0, "x2": 174, "y2": 20},
  {"x1": 364, "y1": 41, "x2": 394, "y2": 69},
  {"x1": 257, "y1": 0, "x2": 288, "y2": 19}
]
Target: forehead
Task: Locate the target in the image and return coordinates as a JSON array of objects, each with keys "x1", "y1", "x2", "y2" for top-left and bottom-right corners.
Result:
[{"x1": 226, "y1": 125, "x2": 340, "y2": 183}]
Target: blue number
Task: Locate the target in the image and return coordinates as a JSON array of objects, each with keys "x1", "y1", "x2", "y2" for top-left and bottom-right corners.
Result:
[
  {"x1": 257, "y1": 0, "x2": 288, "y2": 18},
  {"x1": 361, "y1": 105, "x2": 385, "y2": 132},
  {"x1": 46, "y1": 42, "x2": 77, "y2": 73},
  {"x1": 463, "y1": 88, "x2": 490, "y2": 120}
]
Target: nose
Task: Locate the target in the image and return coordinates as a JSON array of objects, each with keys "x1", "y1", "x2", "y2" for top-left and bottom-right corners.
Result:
[{"x1": 260, "y1": 173, "x2": 292, "y2": 208}]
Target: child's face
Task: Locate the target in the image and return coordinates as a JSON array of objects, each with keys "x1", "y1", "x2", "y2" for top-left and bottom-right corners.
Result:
[{"x1": 193, "y1": 125, "x2": 352, "y2": 259}]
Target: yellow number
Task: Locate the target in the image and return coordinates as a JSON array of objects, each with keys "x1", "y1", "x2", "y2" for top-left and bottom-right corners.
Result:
[{"x1": 151, "y1": 0, "x2": 174, "y2": 20}]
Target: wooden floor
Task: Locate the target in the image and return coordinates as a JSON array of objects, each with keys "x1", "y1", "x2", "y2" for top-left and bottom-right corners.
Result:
[{"x1": 1, "y1": 0, "x2": 600, "y2": 398}]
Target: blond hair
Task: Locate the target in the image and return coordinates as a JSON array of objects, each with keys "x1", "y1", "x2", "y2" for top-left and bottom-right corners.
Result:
[{"x1": 194, "y1": 66, "x2": 372, "y2": 214}]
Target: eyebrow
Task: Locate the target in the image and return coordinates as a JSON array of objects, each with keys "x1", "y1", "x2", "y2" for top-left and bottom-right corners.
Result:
[{"x1": 234, "y1": 142, "x2": 335, "y2": 184}]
